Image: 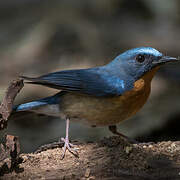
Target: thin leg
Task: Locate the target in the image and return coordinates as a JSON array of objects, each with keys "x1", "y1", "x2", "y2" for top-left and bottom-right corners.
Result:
[
  {"x1": 108, "y1": 125, "x2": 137, "y2": 143},
  {"x1": 60, "y1": 118, "x2": 78, "y2": 159},
  {"x1": 109, "y1": 125, "x2": 128, "y2": 138}
]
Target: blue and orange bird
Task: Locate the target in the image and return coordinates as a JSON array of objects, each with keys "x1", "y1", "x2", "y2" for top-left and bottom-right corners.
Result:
[{"x1": 14, "y1": 47, "x2": 178, "y2": 158}]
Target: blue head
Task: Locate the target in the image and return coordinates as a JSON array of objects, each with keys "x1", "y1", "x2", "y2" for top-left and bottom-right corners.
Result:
[{"x1": 108, "y1": 47, "x2": 177, "y2": 80}]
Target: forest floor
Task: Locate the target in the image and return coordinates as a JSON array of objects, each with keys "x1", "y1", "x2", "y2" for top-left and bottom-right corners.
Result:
[{"x1": 1, "y1": 136, "x2": 180, "y2": 180}]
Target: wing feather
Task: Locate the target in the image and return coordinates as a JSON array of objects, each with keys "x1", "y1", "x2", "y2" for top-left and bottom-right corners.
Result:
[{"x1": 21, "y1": 68, "x2": 132, "y2": 96}]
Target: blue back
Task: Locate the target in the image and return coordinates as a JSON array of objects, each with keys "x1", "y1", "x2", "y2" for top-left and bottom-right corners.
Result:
[{"x1": 22, "y1": 47, "x2": 163, "y2": 97}]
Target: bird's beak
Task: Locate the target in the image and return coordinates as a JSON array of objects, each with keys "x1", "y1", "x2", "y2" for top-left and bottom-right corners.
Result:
[{"x1": 153, "y1": 56, "x2": 179, "y2": 66}]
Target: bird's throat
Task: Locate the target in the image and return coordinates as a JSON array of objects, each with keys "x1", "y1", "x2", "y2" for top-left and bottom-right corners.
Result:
[{"x1": 134, "y1": 66, "x2": 159, "y2": 91}]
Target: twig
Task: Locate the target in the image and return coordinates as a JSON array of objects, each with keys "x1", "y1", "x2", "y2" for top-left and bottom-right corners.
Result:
[{"x1": 0, "y1": 79, "x2": 24, "y2": 130}]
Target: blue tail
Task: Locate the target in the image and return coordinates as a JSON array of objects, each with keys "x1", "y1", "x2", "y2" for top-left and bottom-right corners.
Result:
[{"x1": 13, "y1": 92, "x2": 62, "y2": 117}]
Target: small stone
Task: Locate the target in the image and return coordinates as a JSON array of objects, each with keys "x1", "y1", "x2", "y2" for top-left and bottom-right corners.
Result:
[
  {"x1": 148, "y1": 145, "x2": 153, "y2": 148},
  {"x1": 133, "y1": 144, "x2": 138, "y2": 147},
  {"x1": 125, "y1": 146, "x2": 132, "y2": 154},
  {"x1": 171, "y1": 143, "x2": 176, "y2": 148},
  {"x1": 22, "y1": 155, "x2": 28, "y2": 162},
  {"x1": 85, "y1": 168, "x2": 91, "y2": 178}
]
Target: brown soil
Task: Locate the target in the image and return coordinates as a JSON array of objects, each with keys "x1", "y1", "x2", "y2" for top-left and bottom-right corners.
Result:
[{"x1": 1, "y1": 136, "x2": 180, "y2": 180}]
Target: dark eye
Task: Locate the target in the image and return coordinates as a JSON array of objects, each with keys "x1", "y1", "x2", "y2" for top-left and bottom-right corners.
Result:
[{"x1": 136, "y1": 54, "x2": 145, "y2": 63}]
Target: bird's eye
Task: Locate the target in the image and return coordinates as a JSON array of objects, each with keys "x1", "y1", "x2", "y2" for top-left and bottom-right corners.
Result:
[{"x1": 136, "y1": 54, "x2": 145, "y2": 63}]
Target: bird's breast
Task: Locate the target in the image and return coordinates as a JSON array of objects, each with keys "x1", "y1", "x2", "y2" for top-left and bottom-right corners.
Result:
[{"x1": 60, "y1": 67, "x2": 159, "y2": 126}]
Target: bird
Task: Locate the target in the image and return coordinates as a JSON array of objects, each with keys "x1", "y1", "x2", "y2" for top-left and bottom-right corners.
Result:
[{"x1": 14, "y1": 47, "x2": 178, "y2": 158}]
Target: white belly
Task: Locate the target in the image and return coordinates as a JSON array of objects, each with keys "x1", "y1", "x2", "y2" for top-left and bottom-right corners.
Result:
[{"x1": 31, "y1": 104, "x2": 60, "y2": 117}]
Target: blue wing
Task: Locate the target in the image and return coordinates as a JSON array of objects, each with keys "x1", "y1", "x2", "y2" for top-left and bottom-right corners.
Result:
[{"x1": 21, "y1": 68, "x2": 133, "y2": 97}]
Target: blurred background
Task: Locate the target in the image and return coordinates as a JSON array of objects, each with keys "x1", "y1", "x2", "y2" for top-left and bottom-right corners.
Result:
[{"x1": 0, "y1": 0, "x2": 180, "y2": 153}]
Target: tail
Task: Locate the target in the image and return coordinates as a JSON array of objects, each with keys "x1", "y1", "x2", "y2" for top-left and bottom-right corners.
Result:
[
  {"x1": 20, "y1": 75, "x2": 63, "y2": 90},
  {"x1": 13, "y1": 92, "x2": 62, "y2": 117},
  {"x1": 20, "y1": 76, "x2": 45, "y2": 84}
]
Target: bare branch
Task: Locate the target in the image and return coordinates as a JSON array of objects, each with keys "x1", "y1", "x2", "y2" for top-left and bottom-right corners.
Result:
[{"x1": 0, "y1": 79, "x2": 24, "y2": 130}]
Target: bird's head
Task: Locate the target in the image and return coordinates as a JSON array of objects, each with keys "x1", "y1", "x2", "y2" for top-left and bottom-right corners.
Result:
[{"x1": 109, "y1": 47, "x2": 178, "y2": 80}]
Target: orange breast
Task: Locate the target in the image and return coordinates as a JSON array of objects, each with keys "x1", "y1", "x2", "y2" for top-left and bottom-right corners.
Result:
[{"x1": 118, "y1": 66, "x2": 160, "y2": 119}]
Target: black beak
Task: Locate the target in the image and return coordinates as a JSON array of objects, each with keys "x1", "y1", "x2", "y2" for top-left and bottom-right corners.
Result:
[{"x1": 153, "y1": 56, "x2": 179, "y2": 65}]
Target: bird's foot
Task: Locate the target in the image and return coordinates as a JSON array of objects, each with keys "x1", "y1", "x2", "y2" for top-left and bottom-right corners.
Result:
[
  {"x1": 60, "y1": 137, "x2": 79, "y2": 159},
  {"x1": 108, "y1": 125, "x2": 138, "y2": 144}
]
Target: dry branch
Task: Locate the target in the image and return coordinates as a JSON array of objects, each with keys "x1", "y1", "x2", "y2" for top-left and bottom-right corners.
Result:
[
  {"x1": 0, "y1": 135, "x2": 23, "y2": 176},
  {"x1": 0, "y1": 79, "x2": 24, "y2": 130}
]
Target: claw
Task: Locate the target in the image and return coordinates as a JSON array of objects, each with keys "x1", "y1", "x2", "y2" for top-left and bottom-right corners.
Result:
[
  {"x1": 60, "y1": 118, "x2": 79, "y2": 159},
  {"x1": 60, "y1": 137, "x2": 78, "y2": 159}
]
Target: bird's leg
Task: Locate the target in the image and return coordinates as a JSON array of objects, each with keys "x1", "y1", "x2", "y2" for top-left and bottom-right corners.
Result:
[
  {"x1": 109, "y1": 125, "x2": 128, "y2": 138},
  {"x1": 108, "y1": 125, "x2": 137, "y2": 143},
  {"x1": 60, "y1": 118, "x2": 78, "y2": 159}
]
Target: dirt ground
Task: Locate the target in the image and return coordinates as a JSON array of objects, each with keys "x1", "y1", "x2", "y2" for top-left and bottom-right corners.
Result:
[{"x1": 1, "y1": 136, "x2": 180, "y2": 180}]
